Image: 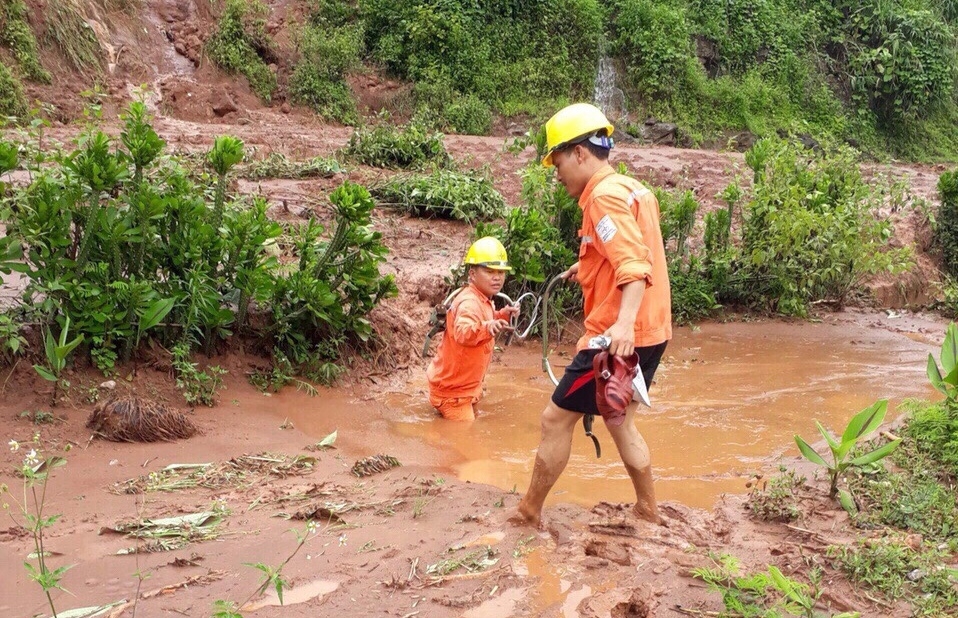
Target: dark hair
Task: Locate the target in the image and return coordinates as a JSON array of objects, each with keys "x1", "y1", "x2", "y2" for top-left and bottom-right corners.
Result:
[{"x1": 580, "y1": 139, "x2": 611, "y2": 160}]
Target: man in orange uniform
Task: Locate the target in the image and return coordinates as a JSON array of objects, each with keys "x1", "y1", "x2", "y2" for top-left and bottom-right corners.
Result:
[
  {"x1": 427, "y1": 237, "x2": 520, "y2": 421},
  {"x1": 513, "y1": 103, "x2": 672, "y2": 527}
]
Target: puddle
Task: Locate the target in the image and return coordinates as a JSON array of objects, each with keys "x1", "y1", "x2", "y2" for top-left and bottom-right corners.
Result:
[
  {"x1": 379, "y1": 320, "x2": 940, "y2": 510},
  {"x1": 512, "y1": 544, "x2": 604, "y2": 616},
  {"x1": 241, "y1": 579, "x2": 339, "y2": 611}
]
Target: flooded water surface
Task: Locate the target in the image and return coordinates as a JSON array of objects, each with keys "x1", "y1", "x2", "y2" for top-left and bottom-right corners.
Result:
[{"x1": 377, "y1": 319, "x2": 939, "y2": 510}]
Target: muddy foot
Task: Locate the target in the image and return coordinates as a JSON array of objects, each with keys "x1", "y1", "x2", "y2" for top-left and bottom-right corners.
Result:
[{"x1": 507, "y1": 507, "x2": 542, "y2": 530}]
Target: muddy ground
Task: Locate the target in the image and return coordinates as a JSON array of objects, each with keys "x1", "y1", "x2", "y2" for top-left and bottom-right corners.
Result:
[{"x1": 0, "y1": 105, "x2": 953, "y2": 617}]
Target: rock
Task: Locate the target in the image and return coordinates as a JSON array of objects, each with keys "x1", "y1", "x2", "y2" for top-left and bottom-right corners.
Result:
[
  {"x1": 210, "y1": 88, "x2": 237, "y2": 117},
  {"x1": 281, "y1": 102, "x2": 291, "y2": 114},
  {"x1": 99, "y1": 380, "x2": 116, "y2": 390},
  {"x1": 642, "y1": 122, "x2": 678, "y2": 146}
]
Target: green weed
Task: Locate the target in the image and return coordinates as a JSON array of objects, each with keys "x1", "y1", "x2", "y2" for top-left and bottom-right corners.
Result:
[
  {"x1": 371, "y1": 169, "x2": 505, "y2": 222},
  {"x1": 41, "y1": 0, "x2": 102, "y2": 72},
  {"x1": 33, "y1": 316, "x2": 84, "y2": 408},
  {"x1": 0, "y1": 62, "x2": 27, "y2": 118},
  {"x1": 172, "y1": 342, "x2": 226, "y2": 407},
  {"x1": 847, "y1": 436, "x2": 958, "y2": 543},
  {"x1": 829, "y1": 538, "x2": 958, "y2": 612},
  {"x1": 0, "y1": 0, "x2": 50, "y2": 83},
  {"x1": 206, "y1": 0, "x2": 277, "y2": 102},
  {"x1": 795, "y1": 399, "x2": 900, "y2": 506},
  {"x1": 2, "y1": 439, "x2": 71, "y2": 618},
  {"x1": 692, "y1": 552, "x2": 855, "y2": 617},
  {"x1": 747, "y1": 467, "x2": 805, "y2": 523}
]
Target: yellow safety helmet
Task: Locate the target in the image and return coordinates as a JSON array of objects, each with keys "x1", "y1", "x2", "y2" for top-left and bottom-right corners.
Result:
[
  {"x1": 542, "y1": 103, "x2": 614, "y2": 167},
  {"x1": 463, "y1": 236, "x2": 511, "y2": 271}
]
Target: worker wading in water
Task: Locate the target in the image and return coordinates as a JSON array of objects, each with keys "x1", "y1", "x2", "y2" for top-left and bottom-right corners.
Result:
[
  {"x1": 426, "y1": 237, "x2": 520, "y2": 421},
  {"x1": 512, "y1": 103, "x2": 672, "y2": 527}
]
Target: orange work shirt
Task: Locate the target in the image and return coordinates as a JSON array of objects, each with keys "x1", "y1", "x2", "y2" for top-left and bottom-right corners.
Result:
[
  {"x1": 427, "y1": 284, "x2": 509, "y2": 400},
  {"x1": 575, "y1": 165, "x2": 672, "y2": 351}
]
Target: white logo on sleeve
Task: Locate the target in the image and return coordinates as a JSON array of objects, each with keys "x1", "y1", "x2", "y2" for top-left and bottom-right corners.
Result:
[{"x1": 595, "y1": 214, "x2": 618, "y2": 243}]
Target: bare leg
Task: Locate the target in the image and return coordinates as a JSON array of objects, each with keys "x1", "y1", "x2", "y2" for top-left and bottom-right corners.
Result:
[
  {"x1": 607, "y1": 406, "x2": 662, "y2": 525},
  {"x1": 512, "y1": 401, "x2": 580, "y2": 527}
]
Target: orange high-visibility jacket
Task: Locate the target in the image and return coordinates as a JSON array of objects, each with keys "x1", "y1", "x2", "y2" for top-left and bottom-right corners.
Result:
[
  {"x1": 575, "y1": 165, "x2": 672, "y2": 351},
  {"x1": 427, "y1": 284, "x2": 511, "y2": 400}
]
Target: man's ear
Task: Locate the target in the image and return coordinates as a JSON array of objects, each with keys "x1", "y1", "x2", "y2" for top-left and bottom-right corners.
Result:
[{"x1": 574, "y1": 144, "x2": 588, "y2": 164}]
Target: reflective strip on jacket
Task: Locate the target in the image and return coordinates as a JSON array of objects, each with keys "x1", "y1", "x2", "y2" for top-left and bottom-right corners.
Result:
[{"x1": 575, "y1": 165, "x2": 672, "y2": 351}]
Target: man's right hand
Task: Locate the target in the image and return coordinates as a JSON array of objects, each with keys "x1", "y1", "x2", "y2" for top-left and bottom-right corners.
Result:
[{"x1": 561, "y1": 261, "x2": 581, "y2": 283}]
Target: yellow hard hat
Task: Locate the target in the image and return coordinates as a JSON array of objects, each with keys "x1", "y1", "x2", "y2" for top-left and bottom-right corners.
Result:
[
  {"x1": 542, "y1": 103, "x2": 614, "y2": 167},
  {"x1": 464, "y1": 236, "x2": 511, "y2": 271}
]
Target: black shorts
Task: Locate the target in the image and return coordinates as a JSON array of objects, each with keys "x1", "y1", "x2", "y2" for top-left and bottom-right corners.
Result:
[{"x1": 551, "y1": 341, "x2": 668, "y2": 415}]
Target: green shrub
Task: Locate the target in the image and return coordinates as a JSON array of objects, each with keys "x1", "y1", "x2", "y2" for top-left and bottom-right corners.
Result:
[
  {"x1": 289, "y1": 19, "x2": 363, "y2": 123},
  {"x1": 0, "y1": 0, "x2": 50, "y2": 82},
  {"x1": 409, "y1": 80, "x2": 492, "y2": 136},
  {"x1": 608, "y1": 0, "x2": 693, "y2": 97},
  {"x1": 343, "y1": 120, "x2": 450, "y2": 169},
  {"x1": 360, "y1": 0, "x2": 602, "y2": 117},
  {"x1": 936, "y1": 170, "x2": 958, "y2": 278},
  {"x1": 845, "y1": 1, "x2": 956, "y2": 123},
  {"x1": 206, "y1": 0, "x2": 277, "y2": 102},
  {"x1": 0, "y1": 101, "x2": 395, "y2": 383},
  {"x1": 371, "y1": 169, "x2": 505, "y2": 222},
  {"x1": 0, "y1": 63, "x2": 27, "y2": 118},
  {"x1": 738, "y1": 137, "x2": 910, "y2": 315}
]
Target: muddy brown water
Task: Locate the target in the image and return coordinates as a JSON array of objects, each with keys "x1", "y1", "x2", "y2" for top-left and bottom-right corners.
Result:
[{"x1": 280, "y1": 317, "x2": 942, "y2": 512}]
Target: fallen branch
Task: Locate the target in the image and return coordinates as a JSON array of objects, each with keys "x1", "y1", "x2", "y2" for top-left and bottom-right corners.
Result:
[{"x1": 106, "y1": 570, "x2": 226, "y2": 617}]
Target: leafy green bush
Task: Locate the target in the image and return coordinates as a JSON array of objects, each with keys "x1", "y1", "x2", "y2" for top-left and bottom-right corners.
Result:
[
  {"x1": 360, "y1": 0, "x2": 602, "y2": 117},
  {"x1": 206, "y1": 0, "x2": 277, "y2": 102},
  {"x1": 271, "y1": 182, "x2": 397, "y2": 363},
  {"x1": 0, "y1": 0, "x2": 50, "y2": 83},
  {"x1": 371, "y1": 170, "x2": 505, "y2": 222},
  {"x1": 343, "y1": 120, "x2": 450, "y2": 169},
  {"x1": 411, "y1": 81, "x2": 493, "y2": 136},
  {"x1": 738, "y1": 138, "x2": 910, "y2": 315},
  {"x1": 0, "y1": 62, "x2": 27, "y2": 118},
  {"x1": 936, "y1": 171, "x2": 958, "y2": 278},
  {"x1": 0, "y1": 101, "x2": 396, "y2": 385},
  {"x1": 608, "y1": 0, "x2": 693, "y2": 97},
  {"x1": 289, "y1": 18, "x2": 363, "y2": 123},
  {"x1": 844, "y1": 1, "x2": 955, "y2": 123}
]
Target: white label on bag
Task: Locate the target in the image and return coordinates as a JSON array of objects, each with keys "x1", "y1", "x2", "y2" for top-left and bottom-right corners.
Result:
[{"x1": 596, "y1": 214, "x2": 617, "y2": 243}]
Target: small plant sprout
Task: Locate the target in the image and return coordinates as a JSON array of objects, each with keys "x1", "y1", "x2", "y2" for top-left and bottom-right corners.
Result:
[
  {"x1": 2, "y1": 442, "x2": 70, "y2": 618},
  {"x1": 213, "y1": 521, "x2": 318, "y2": 617},
  {"x1": 33, "y1": 316, "x2": 84, "y2": 407},
  {"x1": 794, "y1": 400, "x2": 901, "y2": 507}
]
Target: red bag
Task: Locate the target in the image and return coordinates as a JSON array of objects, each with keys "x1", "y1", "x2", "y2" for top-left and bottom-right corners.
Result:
[{"x1": 593, "y1": 351, "x2": 639, "y2": 427}]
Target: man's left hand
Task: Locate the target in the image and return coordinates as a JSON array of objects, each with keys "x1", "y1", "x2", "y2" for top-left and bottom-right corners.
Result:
[{"x1": 603, "y1": 320, "x2": 635, "y2": 357}]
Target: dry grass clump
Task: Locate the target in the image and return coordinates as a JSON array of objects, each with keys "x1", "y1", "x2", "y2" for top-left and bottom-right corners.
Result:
[{"x1": 87, "y1": 395, "x2": 198, "y2": 442}]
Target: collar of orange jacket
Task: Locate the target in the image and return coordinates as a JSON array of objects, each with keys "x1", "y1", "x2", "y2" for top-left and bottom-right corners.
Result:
[{"x1": 577, "y1": 164, "x2": 616, "y2": 207}]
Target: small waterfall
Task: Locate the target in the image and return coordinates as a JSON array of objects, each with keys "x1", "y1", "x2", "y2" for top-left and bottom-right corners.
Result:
[{"x1": 593, "y1": 55, "x2": 627, "y2": 128}]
